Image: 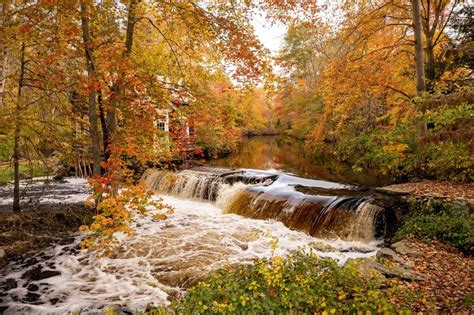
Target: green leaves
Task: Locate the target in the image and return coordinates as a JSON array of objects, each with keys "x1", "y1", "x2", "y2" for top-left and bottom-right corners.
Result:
[
  {"x1": 396, "y1": 197, "x2": 474, "y2": 254},
  {"x1": 162, "y1": 252, "x2": 397, "y2": 314}
]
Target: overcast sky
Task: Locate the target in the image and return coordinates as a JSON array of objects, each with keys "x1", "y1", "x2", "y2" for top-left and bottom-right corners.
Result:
[{"x1": 252, "y1": 14, "x2": 287, "y2": 55}]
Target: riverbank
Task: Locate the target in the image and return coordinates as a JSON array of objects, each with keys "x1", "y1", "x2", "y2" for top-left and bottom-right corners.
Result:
[
  {"x1": 0, "y1": 203, "x2": 93, "y2": 268},
  {"x1": 149, "y1": 237, "x2": 473, "y2": 313},
  {"x1": 0, "y1": 170, "x2": 472, "y2": 313},
  {"x1": 0, "y1": 178, "x2": 93, "y2": 267},
  {"x1": 382, "y1": 180, "x2": 474, "y2": 203}
]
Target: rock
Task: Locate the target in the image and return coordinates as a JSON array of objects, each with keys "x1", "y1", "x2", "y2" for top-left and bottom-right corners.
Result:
[
  {"x1": 27, "y1": 283, "x2": 39, "y2": 292},
  {"x1": 372, "y1": 261, "x2": 428, "y2": 281},
  {"x1": 346, "y1": 258, "x2": 385, "y2": 281},
  {"x1": 53, "y1": 165, "x2": 69, "y2": 181},
  {"x1": 0, "y1": 247, "x2": 5, "y2": 259},
  {"x1": 23, "y1": 291, "x2": 41, "y2": 304},
  {"x1": 21, "y1": 266, "x2": 61, "y2": 281},
  {"x1": 49, "y1": 298, "x2": 59, "y2": 305},
  {"x1": 376, "y1": 247, "x2": 406, "y2": 264},
  {"x1": 18, "y1": 172, "x2": 32, "y2": 180},
  {"x1": 350, "y1": 258, "x2": 427, "y2": 282},
  {"x1": 391, "y1": 240, "x2": 425, "y2": 258},
  {"x1": 0, "y1": 278, "x2": 18, "y2": 291}
]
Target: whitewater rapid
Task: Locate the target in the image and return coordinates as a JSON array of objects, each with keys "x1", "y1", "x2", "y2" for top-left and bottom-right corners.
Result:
[{"x1": 0, "y1": 185, "x2": 379, "y2": 314}]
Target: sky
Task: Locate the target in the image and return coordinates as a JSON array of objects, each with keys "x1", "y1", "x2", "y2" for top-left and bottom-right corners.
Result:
[{"x1": 251, "y1": 14, "x2": 287, "y2": 55}]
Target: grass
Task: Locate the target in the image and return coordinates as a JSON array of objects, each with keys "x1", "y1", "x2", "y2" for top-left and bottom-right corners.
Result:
[{"x1": 0, "y1": 164, "x2": 50, "y2": 185}]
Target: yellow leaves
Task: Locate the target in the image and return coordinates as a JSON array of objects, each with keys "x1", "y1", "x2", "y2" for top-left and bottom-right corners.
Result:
[
  {"x1": 240, "y1": 295, "x2": 250, "y2": 306},
  {"x1": 80, "y1": 182, "x2": 173, "y2": 253},
  {"x1": 382, "y1": 143, "x2": 408, "y2": 155},
  {"x1": 248, "y1": 280, "x2": 259, "y2": 291},
  {"x1": 338, "y1": 291, "x2": 347, "y2": 300},
  {"x1": 152, "y1": 213, "x2": 167, "y2": 221}
]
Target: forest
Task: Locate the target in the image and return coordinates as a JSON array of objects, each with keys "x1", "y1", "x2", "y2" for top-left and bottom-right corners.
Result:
[{"x1": 0, "y1": 0, "x2": 472, "y2": 314}]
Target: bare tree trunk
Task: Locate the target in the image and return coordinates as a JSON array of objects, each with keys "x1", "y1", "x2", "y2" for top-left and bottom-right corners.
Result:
[
  {"x1": 80, "y1": 0, "x2": 101, "y2": 177},
  {"x1": 13, "y1": 42, "x2": 25, "y2": 212},
  {"x1": 411, "y1": 0, "x2": 426, "y2": 94}
]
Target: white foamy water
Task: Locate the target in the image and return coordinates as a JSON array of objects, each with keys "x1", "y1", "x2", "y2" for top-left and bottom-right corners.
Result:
[
  {"x1": 0, "y1": 193, "x2": 379, "y2": 314},
  {"x1": 0, "y1": 177, "x2": 90, "y2": 205}
]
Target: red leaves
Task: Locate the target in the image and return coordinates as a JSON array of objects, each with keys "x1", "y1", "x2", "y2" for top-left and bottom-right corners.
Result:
[{"x1": 269, "y1": 288, "x2": 277, "y2": 297}]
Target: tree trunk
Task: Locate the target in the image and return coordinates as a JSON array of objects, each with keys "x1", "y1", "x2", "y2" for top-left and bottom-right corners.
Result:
[
  {"x1": 411, "y1": 0, "x2": 426, "y2": 94},
  {"x1": 105, "y1": 0, "x2": 138, "y2": 154},
  {"x1": 0, "y1": 2, "x2": 8, "y2": 109},
  {"x1": 0, "y1": 45, "x2": 7, "y2": 109},
  {"x1": 80, "y1": 0, "x2": 101, "y2": 177},
  {"x1": 13, "y1": 42, "x2": 25, "y2": 212},
  {"x1": 425, "y1": 42, "x2": 436, "y2": 85},
  {"x1": 97, "y1": 90, "x2": 110, "y2": 164}
]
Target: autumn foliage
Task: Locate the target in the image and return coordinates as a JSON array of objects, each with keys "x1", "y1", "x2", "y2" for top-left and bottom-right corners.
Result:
[{"x1": 275, "y1": 0, "x2": 473, "y2": 182}]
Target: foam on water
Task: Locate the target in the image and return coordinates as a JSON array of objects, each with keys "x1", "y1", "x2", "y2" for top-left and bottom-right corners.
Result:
[
  {"x1": 0, "y1": 177, "x2": 90, "y2": 205},
  {"x1": 0, "y1": 194, "x2": 379, "y2": 314}
]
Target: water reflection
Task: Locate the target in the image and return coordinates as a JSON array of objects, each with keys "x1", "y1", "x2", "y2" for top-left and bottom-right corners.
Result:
[{"x1": 209, "y1": 136, "x2": 390, "y2": 187}]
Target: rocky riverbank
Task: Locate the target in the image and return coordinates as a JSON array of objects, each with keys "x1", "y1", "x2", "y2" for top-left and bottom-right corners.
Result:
[
  {"x1": 356, "y1": 238, "x2": 473, "y2": 312},
  {"x1": 0, "y1": 204, "x2": 93, "y2": 267},
  {"x1": 0, "y1": 177, "x2": 93, "y2": 267}
]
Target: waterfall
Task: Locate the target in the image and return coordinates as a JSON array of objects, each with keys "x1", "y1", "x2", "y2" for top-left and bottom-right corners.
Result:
[{"x1": 142, "y1": 168, "x2": 385, "y2": 242}]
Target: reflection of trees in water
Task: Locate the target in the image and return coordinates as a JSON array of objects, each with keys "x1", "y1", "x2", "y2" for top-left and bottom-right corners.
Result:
[{"x1": 212, "y1": 136, "x2": 390, "y2": 186}]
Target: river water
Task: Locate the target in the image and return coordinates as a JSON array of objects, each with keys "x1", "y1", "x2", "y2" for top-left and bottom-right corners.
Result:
[
  {"x1": 210, "y1": 136, "x2": 391, "y2": 187},
  {"x1": 0, "y1": 137, "x2": 387, "y2": 314}
]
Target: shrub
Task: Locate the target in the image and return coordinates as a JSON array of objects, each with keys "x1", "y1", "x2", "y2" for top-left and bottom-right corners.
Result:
[
  {"x1": 312, "y1": 102, "x2": 474, "y2": 182},
  {"x1": 396, "y1": 197, "x2": 474, "y2": 254},
  {"x1": 153, "y1": 251, "x2": 399, "y2": 314}
]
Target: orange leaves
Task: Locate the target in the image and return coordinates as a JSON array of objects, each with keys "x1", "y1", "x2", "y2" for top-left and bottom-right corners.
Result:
[
  {"x1": 18, "y1": 24, "x2": 32, "y2": 34},
  {"x1": 80, "y1": 180, "x2": 174, "y2": 253},
  {"x1": 276, "y1": 1, "x2": 417, "y2": 145}
]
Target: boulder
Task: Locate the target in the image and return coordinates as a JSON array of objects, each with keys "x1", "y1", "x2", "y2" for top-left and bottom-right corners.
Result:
[
  {"x1": 391, "y1": 240, "x2": 425, "y2": 258},
  {"x1": 372, "y1": 261, "x2": 428, "y2": 281},
  {"x1": 346, "y1": 258, "x2": 385, "y2": 281},
  {"x1": 350, "y1": 258, "x2": 427, "y2": 282},
  {"x1": 18, "y1": 172, "x2": 32, "y2": 180},
  {"x1": 377, "y1": 247, "x2": 415, "y2": 269},
  {"x1": 376, "y1": 247, "x2": 405, "y2": 264},
  {"x1": 53, "y1": 165, "x2": 69, "y2": 180}
]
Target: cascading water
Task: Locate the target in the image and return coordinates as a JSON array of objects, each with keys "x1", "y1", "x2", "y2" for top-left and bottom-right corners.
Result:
[
  {"x1": 1, "y1": 168, "x2": 384, "y2": 314},
  {"x1": 143, "y1": 167, "x2": 386, "y2": 243}
]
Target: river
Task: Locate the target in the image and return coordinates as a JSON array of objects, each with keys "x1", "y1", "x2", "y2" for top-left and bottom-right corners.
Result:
[
  {"x1": 210, "y1": 136, "x2": 391, "y2": 187},
  {"x1": 0, "y1": 137, "x2": 389, "y2": 314}
]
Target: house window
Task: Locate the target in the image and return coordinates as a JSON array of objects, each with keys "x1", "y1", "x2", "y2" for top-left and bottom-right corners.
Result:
[
  {"x1": 157, "y1": 120, "x2": 168, "y2": 132},
  {"x1": 157, "y1": 121, "x2": 165, "y2": 131}
]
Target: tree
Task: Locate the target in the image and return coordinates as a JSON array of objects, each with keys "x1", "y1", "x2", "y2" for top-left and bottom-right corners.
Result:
[
  {"x1": 411, "y1": 0, "x2": 427, "y2": 93},
  {"x1": 79, "y1": 0, "x2": 101, "y2": 176},
  {"x1": 12, "y1": 42, "x2": 25, "y2": 212}
]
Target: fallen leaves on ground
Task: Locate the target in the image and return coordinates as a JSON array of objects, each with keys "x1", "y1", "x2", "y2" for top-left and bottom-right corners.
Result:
[
  {"x1": 382, "y1": 181, "x2": 474, "y2": 201},
  {"x1": 388, "y1": 239, "x2": 473, "y2": 312}
]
